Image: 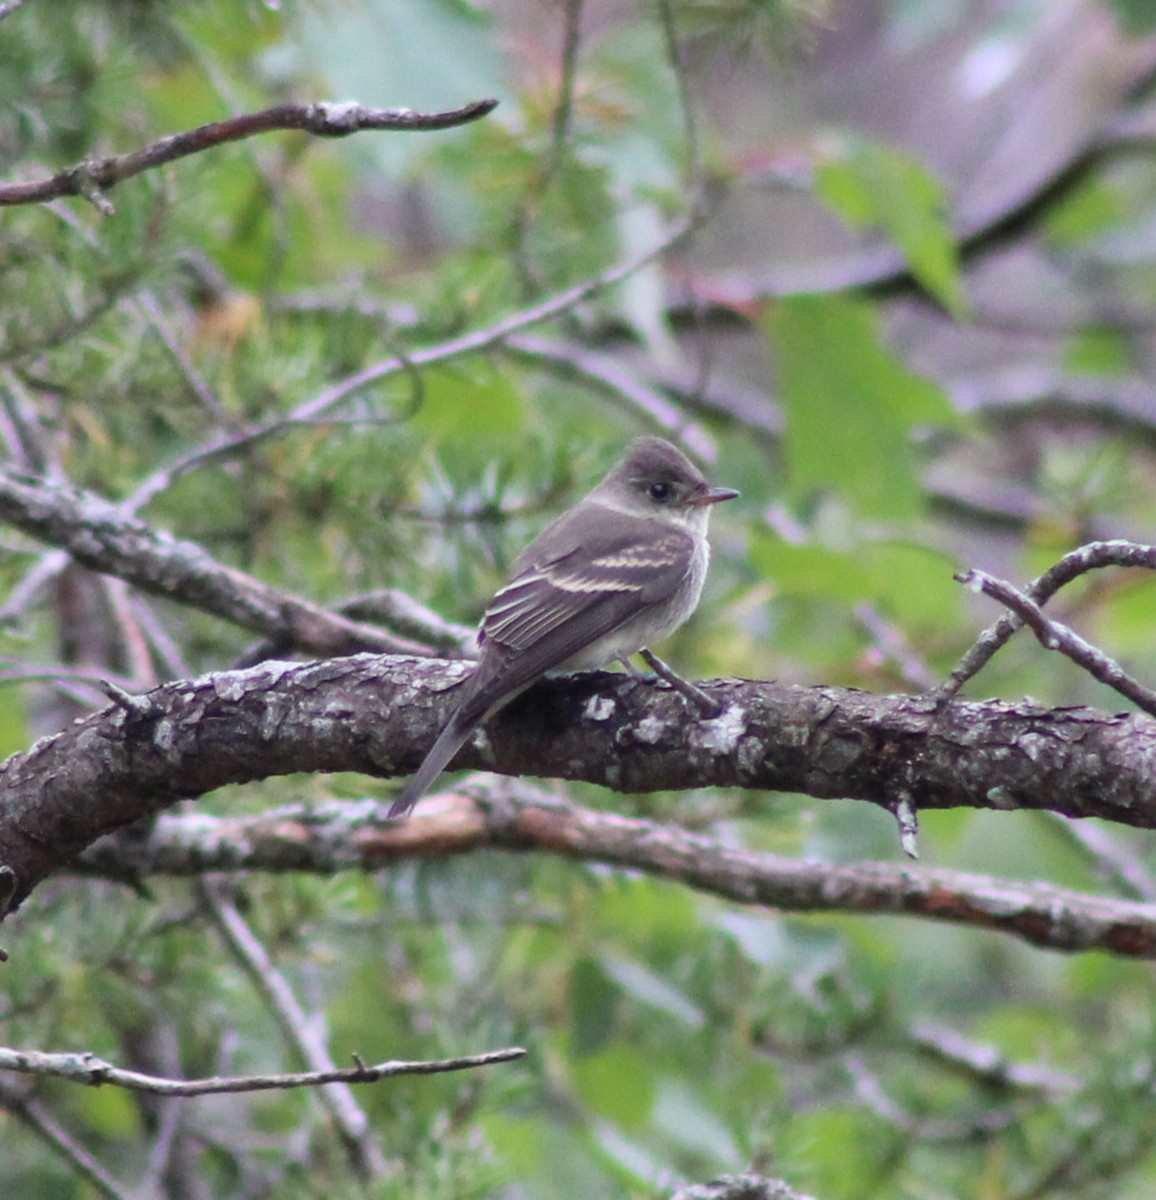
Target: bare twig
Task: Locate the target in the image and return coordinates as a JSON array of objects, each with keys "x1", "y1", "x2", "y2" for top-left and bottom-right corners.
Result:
[
  {"x1": 0, "y1": 1042, "x2": 526, "y2": 1098},
  {"x1": 656, "y1": 0, "x2": 700, "y2": 187},
  {"x1": 0, "y1": 547, "x2": 69, "y2": 626},
  {"x1": 955, "y1": 567, "x2": 1156, "y2": 717},
  {"x1": 197, "y1": 876, "x2": 387, "y2": 1179},
  {"x1": 341, "y1": 589, "x2": 476, "y2": 657},
  {"x1": 282, "y1": 210, "x2": 703, "y2": 428},
  {"x1": 939, "y1": 540, "x2": 1156, "y2": 699},
  {"x1": 0, "y1": 1079, "x2": 131, "y2": 1200},
  {"x1": 125, "y1": 210, "x2": 699, "y2": 516},
  {"x1": 946, "y1": 366, "x2": 1156, "y2": 441},
  {"x1": 0, "y1": 662, "x2": 130, "y2": 713},
  {"x1": 504, "y1": 333, "x2": 717, "y2": 461},
  {"x1": 853, "y1": 603, "x2": 939, "y2": 691},
  {"x1": 0, "y1": 215, "x2": 703, "y2": 624},
  {"x1": 845, "y1": 1052, "x2": 1023, "y2": 1141},
  {"x1": 546, "y1": 0, "x2": 583, "y2": 177},
  {"x1": 0, "y1": 367, "x2": 50, "y2": 471},
  {"x1": 135, "y1": 290, "x2": 224, "y2": 418},
  {"x1": 0, "y1": 467, "x2": 436, "y2": 657},
  {"x1": 1045, "y1": 814, "x2": 1156, "y2": 903},
  {"x1": 506, "y1": 0, "x2": 584, "y2": 293},
  {"x1": 0, "y1": 99, "x2": 498, "y2": 210},
  {"x1": 910, "y1": 1021, "x2": 1079, "y2": 1096}
]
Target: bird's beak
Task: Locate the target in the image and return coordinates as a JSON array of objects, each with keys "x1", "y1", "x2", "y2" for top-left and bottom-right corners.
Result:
[{"x1": 688, "y1": 484, "x2": 740, "y2": 507}]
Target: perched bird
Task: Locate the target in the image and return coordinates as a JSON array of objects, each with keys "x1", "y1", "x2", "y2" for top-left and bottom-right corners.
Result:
[{"x1": 388, "y1": 436, "x2": 738, "y2": 818}]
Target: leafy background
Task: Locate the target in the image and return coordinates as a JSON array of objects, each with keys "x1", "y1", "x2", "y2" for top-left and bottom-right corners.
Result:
[{"x1": 3, "y1": 0, "x2": 1156, "y2": 1197}]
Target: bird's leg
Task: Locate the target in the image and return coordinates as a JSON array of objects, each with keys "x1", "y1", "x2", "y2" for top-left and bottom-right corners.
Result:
[
  {"x1": 615, "y1": 655, "x2": 652, "y2": 682},
  {"x1": 634, "y1": 648, "x2": 722, "y2": 718}
]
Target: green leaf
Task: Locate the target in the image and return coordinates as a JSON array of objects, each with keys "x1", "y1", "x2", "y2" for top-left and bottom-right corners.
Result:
[
  {"x1": 750, "y1": 532, "x2": 962, "y2": 630},
  {"x1": 779, "y1": 1106, "x2": 895, "y2": 1197},
  {"x1": 1063, "y1": 326, "x2": 1132, "y2": 376},
  {"x1": 76, "y1": 1083, "x2": 143, "y2": 1140},
  {"x1": 1045, "y1": 176, "x2": 1127, "y2": 247},
  {"x1": 570, "y1": 1044, "x2": 657, "y2": 1129},
  {"x1": 600, "y1": 956, "x2": 706, "y2": 1028},
  {"x1": 569, "y1": 956, "x2": 620, "y2": 1057},
  {"x1": 1092, "y1": 574, "x2": 1156, "y2": 659},
  {"x1": 763, "y1": 293, "x2": 957, "y2": 519},
  {"x1": 411, "y1": 361, "x2": 527, "y2": 448},
  {"x1": 653, "y1": 1079, "x2": 742, "y2": 1167},
  {"x1": 815, "y1": 135, "x2": 967, "y2": 315},
  {"x1": 1105, "y1": 0, "x2": 1156, "y2": 35}
]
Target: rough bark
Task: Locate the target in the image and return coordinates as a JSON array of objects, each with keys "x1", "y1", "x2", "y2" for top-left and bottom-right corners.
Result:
[
  {"x1": 1, "y1": 652, "x2": 1154, "y2": 916},
  {"x1": 0, "y1": 469, "x2": 431, "y2": 657}
]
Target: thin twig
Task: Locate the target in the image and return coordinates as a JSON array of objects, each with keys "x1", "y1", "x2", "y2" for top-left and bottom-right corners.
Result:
[
  {"x1": 341, "y1": 589, "x2": 476, "y2": 657},
  {"x1": 955, "y1": 567, "x2": 1156, "y2": 717},
  {"x1": 0, "y1": 661, "x2": 135, "y2": 691},
  {"x1": 0, "y1": 1042, "x2": 526, "y2": 1098},
  {"x1": 545, "y1": 0, "x2": 583, "y2": 177},
  {"x1": 0, "y1": 1080, "x2": 131, "y2": 1200},
  {"x1": 853, "y1": 603, "x2": 939, "y2": 691},
  {"x1": 197, "y1": 876, "x2": 386, "y2": 1178},
  {"x1": 0, "y1": 99, "x2": 498, "y2": 210},
  {"x1": 845, "y1": 1051, "x2": 1024, "y2": 1141},
  {"x1": 273, "y1": 211, "x2": 704, "y2": 433},
  {"x1": 939, "y1": 540, "x2": 1156, "y2": 698},
  {"x1": 910, "y1": 1021, "x2": 1079, "y2": 1096},
  {"x1": 135, "y1": 290, "x2": 224, "y2": 418},
  {"x1": 507, "y1": 0, "x2": 584, "y2": 294},
  {"x1": 1044, "y1": 813, "x2": 1156, "y2": 903},
  {"x1": 504, "y1": 332, "x2": 717, "y2": 461},
  {"x1": 656, "y1": 0, "x2": 701, "y2": 187},
  {"x1": 122, "y1": 209, "x2": 699, "y2": 515},
  {"x1": 0, "y1": 214, "x2": 704, "y2": 625}
]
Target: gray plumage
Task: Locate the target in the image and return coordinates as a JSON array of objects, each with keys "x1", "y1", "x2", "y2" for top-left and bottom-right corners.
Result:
[{"x1": 388, "y1": 436, "x2": 737, "y2": 818}]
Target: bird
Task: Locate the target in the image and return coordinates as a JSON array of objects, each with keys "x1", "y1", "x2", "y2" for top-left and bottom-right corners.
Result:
[{"x1": 387, "y1": 435, "x2": 739, "y2": 818}]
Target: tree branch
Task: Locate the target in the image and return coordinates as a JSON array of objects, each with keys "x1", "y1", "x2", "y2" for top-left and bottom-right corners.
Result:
[
  {"x1": 503, "y1": 332, "x2": 717, "y2": 461},
  {"x1": 0, "y1": 1043, "x2": 525, "y2": 1097},
  {"x1": 2, "y1": 653, "x2": 1155, "y2": 915},
  {"x1": 0, "y1": 466, "x2": 437, "y2": 658},
  {"x1": 957, "y1": 568, "x2": 1156, "y2": 717},
  {"x1": 71, "y1": 782, "x2": 1156, "y2": 960},
  {"x1": 0, "y1": 99, "x2": 498, "y2": 211},
  {"x1": 940, "y1": 541, "x2": 1156, "y2": 698},
  {"x1": 197, "y1": 876, "x2": 387, "y2": 1179},
  {"x1": 1, "y1": 213, "x2": 702, "y2": 618},
  {"x1": 0, "y1": 1079, "x2": 131, "y2": 1200}
]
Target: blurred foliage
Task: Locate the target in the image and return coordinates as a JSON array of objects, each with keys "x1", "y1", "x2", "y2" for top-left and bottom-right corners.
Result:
[{"x1": 3, "y1": 0, "x2": 1156, "y2": 1197}]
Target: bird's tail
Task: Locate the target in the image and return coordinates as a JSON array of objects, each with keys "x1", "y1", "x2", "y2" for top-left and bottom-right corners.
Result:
[{"x1": 387, "y1": 709, "x2": 481, "y2": 820}]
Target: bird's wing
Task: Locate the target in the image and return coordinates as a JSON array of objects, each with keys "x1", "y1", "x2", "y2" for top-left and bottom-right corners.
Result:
[
  {"x1": 454, "y1": 508, "x2": 694, "y2": 725},
  {"x1": 484, "y1": 506, "x2": 694, "y2": 652}
]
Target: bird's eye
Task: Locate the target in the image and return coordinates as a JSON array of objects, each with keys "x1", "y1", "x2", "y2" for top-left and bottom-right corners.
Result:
[{"x1": 648, "y1": 481, "x2": 674, "y2": 502}]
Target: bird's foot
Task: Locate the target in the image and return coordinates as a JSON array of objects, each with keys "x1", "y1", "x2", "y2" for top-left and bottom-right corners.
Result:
[{"x1": 633, "y1": 649, "x2": 723, "y2": 718}]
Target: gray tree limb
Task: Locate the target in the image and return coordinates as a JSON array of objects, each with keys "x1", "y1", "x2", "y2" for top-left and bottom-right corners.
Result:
[
  {"x1": 0, "y1": 467, "x2": 433, "y2": 657},
  {"x1": 1, "y1": 652, "x2": 1154, "y2": 917},
  {"x1": 73, "y1": 781, "x2": 1156, "y2": 959}
]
